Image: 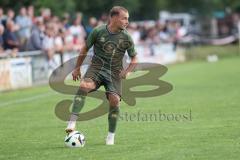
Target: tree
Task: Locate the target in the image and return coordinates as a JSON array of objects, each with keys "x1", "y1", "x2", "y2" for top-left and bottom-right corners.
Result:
[
  {"x1": 1, "y1": 0, "x2": 240, "y2": 20},
  {"x1": 34, "y1": 0, "x2": 75, "y2": 17}
]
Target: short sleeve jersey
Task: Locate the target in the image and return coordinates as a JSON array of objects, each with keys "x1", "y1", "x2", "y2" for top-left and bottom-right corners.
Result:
[{"x1": 86, "y1": 24, "x2": 136, "y2": 73}]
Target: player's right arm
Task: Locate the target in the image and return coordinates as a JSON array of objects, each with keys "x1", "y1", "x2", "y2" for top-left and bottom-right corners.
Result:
[
  {"x1": 72, "y1": 44, "x2": 88, "y2": 81},
  {"x1": 72, "y1": 27, "x2": 98, "y2": 81}
]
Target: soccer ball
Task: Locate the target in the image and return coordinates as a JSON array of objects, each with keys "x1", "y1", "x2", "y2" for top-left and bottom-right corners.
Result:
[{"x1": 64, "y1": 131, "x2": 85, "y2": 148}]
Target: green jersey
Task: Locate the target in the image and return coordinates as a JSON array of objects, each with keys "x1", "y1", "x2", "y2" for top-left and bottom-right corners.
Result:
[{"x1": 86, "y1": 24, "x2": 136, "y2": 74}]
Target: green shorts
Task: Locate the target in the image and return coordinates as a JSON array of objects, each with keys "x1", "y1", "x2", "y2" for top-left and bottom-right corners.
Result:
[{"x1": 84, "y1": 66, "x2": 122, "y2": 97}]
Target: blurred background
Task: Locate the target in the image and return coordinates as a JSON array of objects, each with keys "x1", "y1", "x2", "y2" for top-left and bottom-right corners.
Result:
[{"x1": 0, "y1": 0, "x2": 240, "y2": 91}]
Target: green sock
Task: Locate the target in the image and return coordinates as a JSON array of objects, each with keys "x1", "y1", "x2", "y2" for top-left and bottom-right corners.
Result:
[
  {"x1": 108, "y1": 106, "x2": 120, "y2": 133},
  {"x1": 71, "y1": 89, "x2": 87, "y2": 114}
]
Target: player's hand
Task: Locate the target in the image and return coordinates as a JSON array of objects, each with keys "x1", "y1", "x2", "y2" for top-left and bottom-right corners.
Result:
[
  {"x1": 119, "y1": 70, "x2": 129, "y2": 79},
  {"x1": 72, "y1": 68, "x2": 81, "y2": 81}
]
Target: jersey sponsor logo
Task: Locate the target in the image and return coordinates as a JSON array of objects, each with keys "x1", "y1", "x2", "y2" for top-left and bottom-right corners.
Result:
[
  {"x1": 103, "y1": 41, "x2": 117, "y2": 53},
  {"x1": 102, "y1": 39, "x2": 131, "y2": 54}
]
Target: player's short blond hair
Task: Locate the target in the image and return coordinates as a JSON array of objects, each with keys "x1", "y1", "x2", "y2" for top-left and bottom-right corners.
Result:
[{"x1": 109, "y1": 6, "x2": 128, "y2": 17}]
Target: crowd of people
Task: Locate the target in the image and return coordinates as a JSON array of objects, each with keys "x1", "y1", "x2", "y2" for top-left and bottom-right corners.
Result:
[{"x1": 0, "y1": 6, "x2": 187, "y2": 67}]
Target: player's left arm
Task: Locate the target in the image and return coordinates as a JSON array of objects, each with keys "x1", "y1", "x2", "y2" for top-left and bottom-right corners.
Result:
[
  {"x1": 122, "y1": 54, "x2": 138, "y2": 76},
  {"x1": 119, "y1": 35, "x2": 138, "y2": 79},
  {"x1": 119, "y1": 55, "x2": 137, "y2": 79}
]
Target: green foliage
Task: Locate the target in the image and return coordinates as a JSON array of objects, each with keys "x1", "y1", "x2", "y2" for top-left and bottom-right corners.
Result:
[
  {"x1": 34, "y1": 0, "x2": 75, "y2": 17},
  {"x1": 1, "y1": 0, "x2": 240, "y2": 20},
  {"x1": 211, "y1": 0, "x2": 240, "y2": 10},
  {"x1": 74, "y1": 0, "x2": 141, "y2": 19},
  {"x1": 136, "y1": 0, "x2": 162, "y2": 20},
  {"x1": 0, "y1": 0, "x2": 32, "y2": 10},
  {"x1": 113, "y1": 0, "x2": 141, "y2": 20},
  {"x1": 75, "y1": 0, "x2": 111, "y2": 17}
]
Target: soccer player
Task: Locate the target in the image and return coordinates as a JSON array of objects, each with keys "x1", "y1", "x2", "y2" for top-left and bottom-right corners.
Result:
[{"x1": 65, "y1": 6, "x2": 137, "y2": 145}]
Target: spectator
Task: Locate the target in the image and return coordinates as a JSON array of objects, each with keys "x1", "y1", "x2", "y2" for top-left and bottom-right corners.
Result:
[
  {"x1": 3, "y1": 20, "x2": 20, "y2": 50},
  {"x1": 85, "y1": 17, "x2": 97, "y2": 35},
  {"x1": 26, "y1": 18, "x2": 45, "y2": 51},
  {"x1": 54, "y1": 29, "x2": 64, "y2": 53},
  {"x1": 54, "y1": 28, "x2": 65, "y2": 65},
  {"x1": 158, "y1": 23, "x2": 171, "y2": 43},
  {"x1": 3, "y1": 20, "x2": 19, "y2": 57},
  {"x1": 42, "y1": 22, "x2": 57, "y2": 68},
  {"x1": 15, "y1": 7, "x2": 32, "y2": 50},
  {"x1": 0, "y1": 7, "x2": 6, "y2": 25},
  {"x1": 62, "y1": 12, "x2": 71, "y2": 29},
  {"x1": 51, "y1": 16, "x2": 61, "y2": 34},
  {"x1": 0, "y1": 24, "x2": 4, "y2": 53},
  {"x1": 69, "y1": 13, "x2": 86, "y2": 49},
  {"x1": 146, "y1": 26, "x2": 160, "y2": 44},
  {"x1": 139, "y1": 23, "x2": 149, "y2": 41},
  {"x1": 100, "y1": 13, "x2": 108, "y2": 23},
  {"x1": 128, "y1": 23, "x2": 141, "y2": 45},
  {"x1": 6, "y1": 9, "x2": 15, "y2": 21},
  {"x1": 27, "y1": 5, "x2": 36, "y2": 24},
  {"x1": 40, "y1": 8, "x2": 51, "y2": 22},
  {"x1": 62, "y1": 28, "x2": 74, "y2": 51}
]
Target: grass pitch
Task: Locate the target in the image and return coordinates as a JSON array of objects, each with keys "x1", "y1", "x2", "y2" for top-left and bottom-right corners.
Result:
[{"x1": 0, "y1": 57, "x2": 239, "y2": 160}]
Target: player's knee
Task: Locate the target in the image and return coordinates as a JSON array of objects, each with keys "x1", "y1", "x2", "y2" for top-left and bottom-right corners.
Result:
[
  {"x1": 108, "y1": 94, "x2": 120, "y2": 106},
  {"x1": 79, "y1": 83, "x2": 91, "y2": 92},
  {"x1": 79, "y1": 82, "x2": 88, "y2": 92},
  {"x1": 79, "y1": 79, "x2": 96, "y2": 92}
]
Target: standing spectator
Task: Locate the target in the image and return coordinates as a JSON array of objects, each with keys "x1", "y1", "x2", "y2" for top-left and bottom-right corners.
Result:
[
  {"x1": 6, "y1": 9, "x2": 15, "y2": 21},
  {"x1": 128, "y1": 23, "x2": 141, "y2": 45},
  {"x1": 27, "y1": 5, "x2": 36, "y2": 24},
  {"x1": 85, "y1": 17, "x2": 98, "y2": 36},
  {"x1": 54, "y1": 28, "x2": 65, "y2": 66},
  {"x1": 26, "y1": 18, "x2": 45, "y2": 51},
  {"x1": 40, "y1": 8, "x2": 51, "y2": 22},
  {"x1": 62, "y1": 12, "x2": 71, "y2": 29},
  {"x1": 69, "y1": 12, "x2": 86, "y2": 49},
  {"x1": 0, "y1": 7, "x2": 6, "y2": 25},
  {"x1": 16, "y1": 7, "x2": 32, "y2": 50},
  {"x1": 100, "y1": 13, "x2": 108, "y2": 23},
  {"x1": 42, "y1": 23, "x2": 57, "y2": 69},
  {"x1": 62, "y1": 28, "x2": 74, "y2": 51},
  {"x1": 158, "y1": 23, "x2": 171, "y2": 43},
  {"x1": 51, "y1": 16, "x2": 61, "y2": 35}
]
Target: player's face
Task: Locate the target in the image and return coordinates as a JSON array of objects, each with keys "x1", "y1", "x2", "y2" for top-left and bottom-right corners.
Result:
[{"x1": 115, "y1": 10, "x2": 129, "y2": 30}]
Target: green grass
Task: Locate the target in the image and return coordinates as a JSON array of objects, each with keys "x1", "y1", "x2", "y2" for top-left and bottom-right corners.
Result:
[
  {"x1": 0, "y1": 57, "x2": 240, "y2": 160},
  {"x1": 185, "y1": 44, "x2": 240, "y2": 60}
]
